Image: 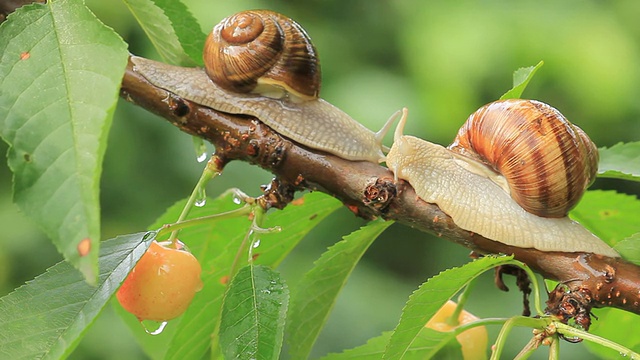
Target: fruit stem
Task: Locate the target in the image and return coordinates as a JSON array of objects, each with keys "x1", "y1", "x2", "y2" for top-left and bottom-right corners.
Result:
[
  {"x1": 447, "y1": 279, "x2": 477, "y2": 327},
  {"x1": 227, "y1": 207, "x2": 262, "y2": 284},
  {"x1": 554, "y1": 322, "x2": 640, "y2": 358},
  {"x1": 452, "y1": 317, "x2": 513, "y2": 333},
  {"x1": 513, "y1": 336, "x2": 540, "y2": 359},
  {"x1": 156, "y1": 205, "x2": 254, "y2": 238},
  {"x1": 548, "y1": 336, "x2": 560, "y2": 360},
  {"x1": 167, "y1": 155, "x2": 222, "y2": 245},
  {"x1": 490, "y1": 316, "x2": 550, "y2": 360}
]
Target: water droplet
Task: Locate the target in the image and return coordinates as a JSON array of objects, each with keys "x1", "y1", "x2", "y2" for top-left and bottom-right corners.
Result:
[
  {"x1": 197, "y1": 152, "x2": 208, "y2": 163},
  {"x1": 193, "y1": 136, "x2": 208, "y2": 162},
  {"x1": 140, "y1": 320, "x2": 168, "y2": 335},
  {"x1": 262, "y1": 289, "x2": 271, "y2": 294},
  {"x1": 195, "y1": 188, "x2": 206, "y2": 207},
  {"x1": 232, "y1": 196, "x2": 242, "y2": 205},
  {"x1": 252, "y1": 239, "x2": 261, "y2": 248}
]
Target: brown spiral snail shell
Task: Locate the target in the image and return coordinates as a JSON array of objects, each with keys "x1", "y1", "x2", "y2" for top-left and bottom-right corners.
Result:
[
  {"x1": 130, "y1": 10, "x2": 394, "y2": 163},
  {"x1": 204, "y1": 10, "x2": 320, "y2": 101},
  {"x1": 448, "y1": 99, "x2": 599, "y2": 218}
]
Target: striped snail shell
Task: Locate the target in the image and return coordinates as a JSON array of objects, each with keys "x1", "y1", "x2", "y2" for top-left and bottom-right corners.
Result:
[
  {"x1": 448, "y1": 99, "x2": 599, "y2": 218},
  {"x1": 204, "y1": 10, "x2": 321, "y2": 102}
]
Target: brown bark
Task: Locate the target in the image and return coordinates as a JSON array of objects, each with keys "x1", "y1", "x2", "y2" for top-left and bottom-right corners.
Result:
[{"x1": 120, "y1": 57, "x2": 640, "y2": 319}]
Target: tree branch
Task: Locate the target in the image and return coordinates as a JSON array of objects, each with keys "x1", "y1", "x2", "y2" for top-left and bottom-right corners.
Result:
[{"x1": 120, "y1": 56, "x2": 640, "y2": 318}]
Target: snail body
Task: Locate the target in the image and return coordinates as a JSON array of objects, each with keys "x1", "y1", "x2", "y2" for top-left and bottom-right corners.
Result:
[
  {"x1": 131, "y1": 10, "x2": 393, "y2": 163},
  {"x1": 386, "y1": 102, "x2": 618, "y2": 257}
]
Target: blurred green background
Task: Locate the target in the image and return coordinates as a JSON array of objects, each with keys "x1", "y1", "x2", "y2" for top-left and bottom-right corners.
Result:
[{"x1": 1, "y1": 0, "x2": 640, "y2": 359}]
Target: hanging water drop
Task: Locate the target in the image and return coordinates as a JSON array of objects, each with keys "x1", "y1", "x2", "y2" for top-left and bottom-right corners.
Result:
[
  {"x1": 195, "y1": 188, "x2": 207, "y2": 207},
  {"x1": 196, "y1": 152, "x2": 208, "y2": 163},
  {"x1": 252, "y1": 239, "x2": 261, "y2": 248},
  {"x1": 232, "y1": 196, "x2": 242, "y2": 205},
  {"x1": 140, "y1": 320, "x2": 168, "y2": 336},
  {"x1": 193, "y1": 136, "x2": 208, "y2": 163}
]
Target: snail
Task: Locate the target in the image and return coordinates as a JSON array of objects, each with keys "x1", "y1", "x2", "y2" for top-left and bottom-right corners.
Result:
[
  {"x1": 130, "y1": 10, "x2": 394, "y2": 163},
  {"x1": 386, "y1": 100, "x2": 619, "y2": 257}
]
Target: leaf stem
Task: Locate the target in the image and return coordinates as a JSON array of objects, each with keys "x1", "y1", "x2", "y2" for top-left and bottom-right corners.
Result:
[{"x1": 504, "y1": 259, "x2": 544, "y2": 315}]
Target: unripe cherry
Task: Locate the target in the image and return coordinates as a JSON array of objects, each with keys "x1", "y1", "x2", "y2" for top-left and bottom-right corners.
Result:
[
  {"x1": 426, "y1": 300, "x2": 489, "y2": 360},
  {"x1": 117, "y1": 240, "x2": 203, "y2": 322}
]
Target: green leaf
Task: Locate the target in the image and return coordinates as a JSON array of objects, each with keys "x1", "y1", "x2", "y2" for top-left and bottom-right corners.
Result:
[
  {"x1": 0, "y1": 0, "x2": 129, "y2": 283},
  {"x1": 286, "y1": 219, "x2": 394, "y2": 359},
  {"x1": 613, "y1": 233, "x2": 640, "y2": 266},
  {"x1": 0, "y1": 232, "x2": 154, "y2": 359},
  {"x1": 586, "y1": 307, "x2": 640, "y2": 359},
  {"x1": 122, "y1": 0, "x2": 206, "y2": 65},
  {"x1": 116, "y1": 191, "x2": 342, "y2": 360},
  {"x1": 219, "y1": 265, "x2": 289, "y2": 360},
  {"x1": 320, "y1": 328, "x2": 461, "y2": 360},
  {"x1": 598, "y1": 142, "x2": 640, "y2": 182},
  {"x1": 383, "y1": 255, "x2": 514, "y2": 360},
  {"x1": 500, "y1": 61, "x2": 544, "y2": 100},
  {"x1": 322, "y1": 332, "x2": 394, "y2": 360},
  {"x1": 571, "y1": 190, "x2": 640, "y2": 248}
]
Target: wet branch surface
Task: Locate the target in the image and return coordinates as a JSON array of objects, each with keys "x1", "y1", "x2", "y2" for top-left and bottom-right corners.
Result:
[{"x1": 121, "y1": 57, "x2": 640, "y2": 321}]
